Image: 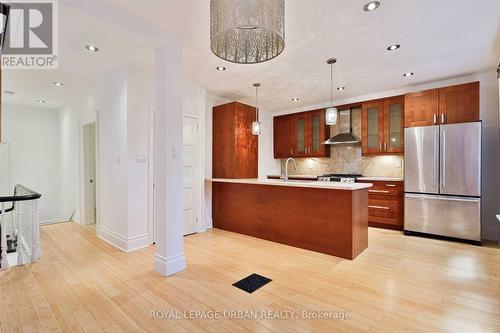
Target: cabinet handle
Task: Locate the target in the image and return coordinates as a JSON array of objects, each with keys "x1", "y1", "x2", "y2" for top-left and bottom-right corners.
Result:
[
  {"x1": 290, "y1": 148, "x2": 293, "y2": 156},
  {"x1": 433, "y1": 114, "x2": 437, "y2": 125},
  {"x1": 441, "y1": 113, "x2": 445, "y2": 124},
  {"x1": 368, "y1": 205, "x2": 390, "y2": 210},
  {"x1": 384, "y1": 142, "x2": 388, "y2": 151},
  {"x1": 385, "y1": 184, "x2": 396, "y2": 187},
  {"x1": 379, "y1": 142, "x2": 382, "y2": 151},
  {"x1": 368, "y1": 190, "x2": 390, "y2": 193}
]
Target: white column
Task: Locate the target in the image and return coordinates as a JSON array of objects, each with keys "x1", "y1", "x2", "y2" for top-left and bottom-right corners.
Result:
[{"x1": 153, "y1": 38, "x2": 186, "y2": 276}]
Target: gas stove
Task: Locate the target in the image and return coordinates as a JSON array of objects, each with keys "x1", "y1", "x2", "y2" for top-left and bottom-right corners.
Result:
[{"x1": 317, "y1": 174, "x2": 363, "y2": 183}]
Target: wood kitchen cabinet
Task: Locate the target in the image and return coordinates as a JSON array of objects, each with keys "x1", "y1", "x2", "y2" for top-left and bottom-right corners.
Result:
[
  {"x1": 357, "y1": 180, "x2": 404, "y2": 230},
  {"x1": 439, "y1": 81, "x2": 479, "y2": 124},
  {"x1": 361, "y1": 96, "x2": 404, "y2": 155},
  {"x1": 213, "y1": 102, "x2": 258, "y2": 178},
  {"x1": 273, "y1": 109, "x2": 329, "y2": 158},
  {"x1": 404, "y1": 81, "x2": 479, "y2": 127}
]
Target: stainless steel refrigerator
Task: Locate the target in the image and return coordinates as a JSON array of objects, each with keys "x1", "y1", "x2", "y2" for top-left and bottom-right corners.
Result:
[{"x1": 404, "y1": 122, "x2": 481, "y2": 242}]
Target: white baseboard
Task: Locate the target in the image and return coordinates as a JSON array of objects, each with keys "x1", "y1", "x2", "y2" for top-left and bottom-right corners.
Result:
[
  {"x1": 202, "y1": 218, "x2": 213, "y2": 230},
  {"x1": 40, "y1": 218, "x2": 66, "y2": 225},
  {"x1": 97, "y1": 225, "x2": 150, "y2": 252},
  {"x1": 153, "y1": 252, "x2": 186, "y2": 276}
]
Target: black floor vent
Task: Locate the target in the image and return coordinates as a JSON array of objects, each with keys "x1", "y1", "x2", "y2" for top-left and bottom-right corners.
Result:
[{"x1": 232, "y1": 273, "x2": 272, "y2": 294}]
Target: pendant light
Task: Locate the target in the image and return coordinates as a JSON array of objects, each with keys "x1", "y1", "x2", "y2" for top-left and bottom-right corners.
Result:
[
  {"x1": 252, "y1": 83, "x2": 261, "y2": 135},
  {"x1": 210, "y1": 0, "x2": 285, "y2": 64},
  {"x1": 325, "y1": 58, "x2": 338, "y2": 125}
]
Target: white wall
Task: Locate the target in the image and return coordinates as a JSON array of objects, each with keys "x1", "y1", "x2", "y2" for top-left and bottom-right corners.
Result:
[
  {"x1": 259, "y1": 71, "x2": 500, "y2": 241},
  {"x1": 3, "y1": 105, "x2": 62, "y2": 223},
  {"x1": 59, "y1": 66, "x2": 153, "y2": 251}
]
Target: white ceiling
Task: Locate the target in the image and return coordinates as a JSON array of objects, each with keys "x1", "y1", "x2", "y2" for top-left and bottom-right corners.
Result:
[{"x1": 3, "y1": 0, "x2": 500, "y2": 112}]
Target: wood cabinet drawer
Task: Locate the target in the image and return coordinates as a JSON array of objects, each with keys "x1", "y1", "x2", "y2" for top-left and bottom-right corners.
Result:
[
  {"x1": 368, "y1": 199, "x2": 400, "y2": 213},
  {"x1": 358, "y1": 180, "x2": 404, "y2": 230}
]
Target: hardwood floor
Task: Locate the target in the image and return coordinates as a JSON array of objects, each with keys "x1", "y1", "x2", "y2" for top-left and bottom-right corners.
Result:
[{"x1": 1, "y1": 222, "x2": 499, "y2": 332}]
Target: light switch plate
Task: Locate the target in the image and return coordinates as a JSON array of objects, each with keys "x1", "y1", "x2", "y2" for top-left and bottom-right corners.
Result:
[
  {"x1": 136, "y1": 153, "x2": 148, "y2": 163},
  {"x1": 172, "y1": 147, "x2": 180, "y2": 159}
]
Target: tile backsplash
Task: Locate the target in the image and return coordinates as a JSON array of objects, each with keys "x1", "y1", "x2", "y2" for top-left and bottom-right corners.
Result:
[
  {"x1": 280, "y1": 145, "x2": 404, "y2": 177},
  {"x1": 280, "y1": 107, "x2": 404, "y2": 177}
]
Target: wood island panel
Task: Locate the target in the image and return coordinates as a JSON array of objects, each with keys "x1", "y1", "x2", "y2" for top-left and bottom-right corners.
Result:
[{"x1": 212, "y1": 182, "x2": 368, "y2": 260}]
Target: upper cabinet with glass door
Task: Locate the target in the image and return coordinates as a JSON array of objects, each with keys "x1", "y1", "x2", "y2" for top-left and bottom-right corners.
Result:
[{"x1": 362, "y1": 96, "x2": 404, "y2": 155}]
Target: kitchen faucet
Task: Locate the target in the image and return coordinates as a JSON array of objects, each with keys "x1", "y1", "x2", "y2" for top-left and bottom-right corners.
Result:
[{"x1": 284, "y1": 158, "x2": 298, "y2": 182}]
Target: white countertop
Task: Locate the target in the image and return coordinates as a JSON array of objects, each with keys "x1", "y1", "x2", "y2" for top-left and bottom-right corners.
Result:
[
  {"x1": 206, "y1": 178, "x2": 373, "y2": 191},
  {"x1": 357, "y1": 176, "x2": 404, "y2": 182},
  {"x1": 267, "y1": 174, "x2": 319, "y2": 180}
]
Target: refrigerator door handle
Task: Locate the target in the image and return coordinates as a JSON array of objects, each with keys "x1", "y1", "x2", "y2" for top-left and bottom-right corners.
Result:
[
  {"x1": 441, "y1": 131, "x2": 446, "y2": 189},
  {"x1": 433, "y1": 130, "x2": 438, "y2": 189}
]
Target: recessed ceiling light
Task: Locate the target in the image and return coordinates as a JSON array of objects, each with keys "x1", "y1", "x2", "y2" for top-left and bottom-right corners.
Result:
[
  {"x1": 363, "y1": 1, "x2": 380, "y2": 12},
  {"x1": 337, "y1": 87, "x2": 346, "y2": 91},
  {"x1": 53, "y1": 81, "x2": 64, "y2": 87},
  {"x1": 216, "y1": 66, "x2": 226, "y2": 71},
  {"x1": 387, "y1": 44, "x2": 400, "y2": 51},
  {"x1": 291, "y1": 97, "x2": 300, "y2": 102},
  {"x1": 3, "y1": 90, "x2": 15, "y2": 95},
  {"x1": 36, "y1": 99, "x2": 46, "y2": 104},
  {"x1": 403, "y1": 72, "x2": 414, "y2": 77},
  {"x1": 85, "y1": 44, "x2": 99, "y2": 52}
]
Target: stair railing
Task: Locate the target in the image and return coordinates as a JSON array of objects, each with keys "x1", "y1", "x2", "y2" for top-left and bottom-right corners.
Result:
[{"x1": 0, "y1": 185, "x2": 41, "y2": 269}]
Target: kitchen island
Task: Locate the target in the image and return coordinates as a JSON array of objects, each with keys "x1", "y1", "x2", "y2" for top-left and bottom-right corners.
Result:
[{"x1": 208, "y1": 178, "x2": 372, "y2": 260}]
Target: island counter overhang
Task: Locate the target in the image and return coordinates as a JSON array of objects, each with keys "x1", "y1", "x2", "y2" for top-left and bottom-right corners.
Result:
[{"x1": 207, "y1": 178, "x2": 373, "y2": 260}]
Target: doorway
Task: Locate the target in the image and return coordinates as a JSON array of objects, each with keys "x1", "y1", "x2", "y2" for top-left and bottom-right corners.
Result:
[{"x1": 83, "y1": 123, "x2": 97, "y2": 225}]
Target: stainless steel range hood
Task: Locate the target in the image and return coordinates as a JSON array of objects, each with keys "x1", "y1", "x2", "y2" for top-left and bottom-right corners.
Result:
[{"x1": 323, "y1": 109, "x2": 361, "y2": 145}]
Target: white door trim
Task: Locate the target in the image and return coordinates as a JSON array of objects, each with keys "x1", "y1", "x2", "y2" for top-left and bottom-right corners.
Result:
[{"x1": 148, "y1": 105, "x2": 155, "y2": 244}]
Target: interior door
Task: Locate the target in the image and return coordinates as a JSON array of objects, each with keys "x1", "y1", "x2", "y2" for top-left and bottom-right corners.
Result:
[
  {"x1": 83, "y1": 123, "x2": 97, "y2": 225},
  {"x1": 404, "y1": 126, "x2": 439, "y2": 194},
  {"x1": 440, "y1": 122, "x2": 481, "y2": 197},
  {"x1": 183, "y1": 116, "x2": 199, "y2": 235}
]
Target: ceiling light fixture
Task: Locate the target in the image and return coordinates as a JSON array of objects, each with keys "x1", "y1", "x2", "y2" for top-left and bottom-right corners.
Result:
[
  {"x1": 403, "y1": 72, "x2": 414, "y2": 77},
  {"x1": 387, "y1": 44, "x2": 400, "y2": 51},
  {"x1": 85, "y1": 44, "x2": 99, "y2": 52},
  {"x1": 210, "y1": 0, "x2": 285, "y2": 64},
  {"x1": 3, "y1": 90, "x2": 14, "y2": 95},
  {"x1": 363, "y1": 1, "x2": 380, "y2": 12},
  {"x1": 325, "y1": 58, "x2": 338, "y2": 125},
  {"x1": 291, "y1": 97, "x2": 300, "y2": 102},
  {"x1": 216, "y1": 66, "x2": 226, "y2": 71},
  {"x1": 36, "y1": 99, "x2": 46, "y2": 104},
  {"x1": 337, "y1": 86, "x2": 346, "y2": 91},
  {"x1": 53, "y1": 81, "x2": 64, "y2": 87},
  {"x1": 252, "y1": 83, "x2": 261, "y2": 136}
]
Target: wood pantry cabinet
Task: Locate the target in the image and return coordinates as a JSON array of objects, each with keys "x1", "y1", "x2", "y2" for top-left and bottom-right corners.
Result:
[
  {"x1": 273, "y1": 109, "x2": 330, "y2": 159},
  {"x1": 212, "y1": 102, "x2": 258, "y2": 178},
  {"x1": 404, "y1": 81, "x2": 479, "y2": 127},
  {"x1": 361, "y1": 96, "x2": 404, "y2": 155},
  {"x1": 357, "y1": 180, "x2": 404, "y2": 230}
]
